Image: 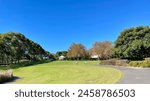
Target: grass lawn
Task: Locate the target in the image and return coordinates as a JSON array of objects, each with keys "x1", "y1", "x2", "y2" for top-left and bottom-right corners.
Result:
[{"x1": 9, "y1": 61, "x2": 122, "y2": 84}]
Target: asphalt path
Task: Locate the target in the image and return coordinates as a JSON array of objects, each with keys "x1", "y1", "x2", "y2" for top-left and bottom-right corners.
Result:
[{"x1": 108, "y1": 66, "x2": 150, "y2": 84}]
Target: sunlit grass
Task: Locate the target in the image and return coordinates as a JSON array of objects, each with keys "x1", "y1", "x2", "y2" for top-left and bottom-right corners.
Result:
[{"x1": 10, "y1": 61, "x2": 122, "y2": 84}]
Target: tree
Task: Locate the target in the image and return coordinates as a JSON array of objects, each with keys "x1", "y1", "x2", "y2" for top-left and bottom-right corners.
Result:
[
  {"x1": 46, "y1": 51, "x2": 56, "y2": 60},
  {"x1": 90, "y1": 41, "x2": 113, "y2": 60},
  {"x1": 56, "y1": 51, "x2": 67, "y2": 57},
  {"x1": 67, "y1": 43, "x2": 86, "y2": 60},
  {"x1": 0, "y1": 32, "x2": 49, "y2": 65},
  {"x1": 114, "y1": 26, "x2": 150, "y2": 60}
]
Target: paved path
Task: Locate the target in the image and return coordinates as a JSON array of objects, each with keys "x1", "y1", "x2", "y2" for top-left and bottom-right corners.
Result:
[{"x1": 112, "y1": 66, "x2": 150, "y2": 84}]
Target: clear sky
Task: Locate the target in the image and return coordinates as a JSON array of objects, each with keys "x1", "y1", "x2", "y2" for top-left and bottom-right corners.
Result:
[{"x1": 0, "y1": 0, "x2": 150, "y2": 53}]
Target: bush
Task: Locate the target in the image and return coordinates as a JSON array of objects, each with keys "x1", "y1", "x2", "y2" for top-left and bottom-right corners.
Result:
[
  {"x1": 7, "y1": 60, "x2": 50, "y2": 69},
  {"x1": 101, "y1": 59, "x2": 129, "y2": 66},
  {"x1": 0, "y1": 70, "x2": 13, "y2": 83},
  {"x1": 129, "y1": 60, "x2": 150, "y2": 67}
]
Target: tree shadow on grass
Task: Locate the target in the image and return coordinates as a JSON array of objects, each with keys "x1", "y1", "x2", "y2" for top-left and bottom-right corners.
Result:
[
  {"x1": 0, "y1": 60, "x2": 53, "y2": 70},
  {"x1": 12, "y1": 60, "x2": 51, "y2": 69}
]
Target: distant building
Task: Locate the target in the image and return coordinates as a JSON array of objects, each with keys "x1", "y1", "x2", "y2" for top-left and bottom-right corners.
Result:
[
  {"x1": 59, "y1": 55, "x2": 65, "y2": 60},
  {"x1": 91, "y1": 55, "x2": 99, "y2": 59}
]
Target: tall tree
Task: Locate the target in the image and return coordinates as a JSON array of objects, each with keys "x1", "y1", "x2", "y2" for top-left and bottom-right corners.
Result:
[
  {"x1": 67, "y1": 43, "x2": 86, "y2": 60},
  {"x1": 90, "y1": 41, "x2": 113, "y2": 60},
  {"x1": 114, "y1": 26, "x2": 150, "y2": 60},
  {"x1": 0, "y1": 32, "x2": 49, "y2": 65}
]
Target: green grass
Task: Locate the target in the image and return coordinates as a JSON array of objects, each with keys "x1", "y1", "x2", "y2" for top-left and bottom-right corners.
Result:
[{"x1": 9, "y1": 61, "x2": 122, "y2": 84}]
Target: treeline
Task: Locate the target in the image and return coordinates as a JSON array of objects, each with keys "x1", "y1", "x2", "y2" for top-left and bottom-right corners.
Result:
[
  {"x1": 0, "y1": 26, "x2": 150, "y2": 64},
  {"x1": 56, "y1": 26, "x2": 150, "y2": 60},
  {"x1": 54, "y1": 41, "x2": 113, "y2": 60},
  {"x1": 0, "y1": 32, "x2": 53, "y2": 65},
  {"x1": 66, "y1": 42, "x2": 113, "y2": 60}
]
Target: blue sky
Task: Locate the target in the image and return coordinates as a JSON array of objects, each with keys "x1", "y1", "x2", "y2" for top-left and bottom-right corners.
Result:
[{"x1": 0, "y1": 0, "x2": 150, "y2": 53}]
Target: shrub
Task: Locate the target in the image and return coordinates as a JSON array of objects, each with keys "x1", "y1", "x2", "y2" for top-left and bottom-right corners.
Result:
[
  {"x1": 101, "y1": 59, "x2": 129, "y2": 66},
  {"x1": 0, "y1": 70, "x2": 13, "y2": 83},
  {"x1": 7, "y1": 60, "x2": 50, "y2": 69},
  {"x1": 129, "y1": 60, "x2": 150, "y2": 67}
]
